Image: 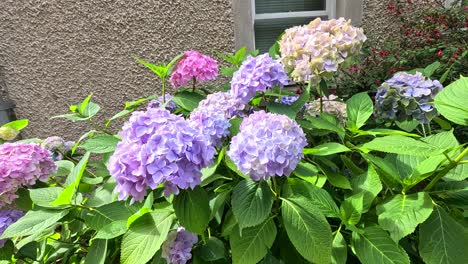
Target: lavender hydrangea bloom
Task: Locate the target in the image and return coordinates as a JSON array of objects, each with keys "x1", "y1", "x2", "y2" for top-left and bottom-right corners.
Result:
[
  {"x1": 162, "y1": 227, "x2": 198, "y2": 264},
  {"x1": 42, "y1": 136, "x2": 74, "y2": 161},
  {"x1": 0, "y1": 143, "x2": 56, "y2": 207},
  {"x1": 230, "y1": 54, "x2": 289, "y2": 104},
  {"x1": 189, "y1": 110, "x2": 231, "y2": 147},
  {"x1": 147, "y1": 94, "x2": 180, "y2": 113},
  {"x1": 374, "y1": 72, "x2": 443, "y2": 123},
  {"x1": 195, "y1": 92, "x2": 246, "y2": 119},
  {"x1": 275, "y1": 95, "x2": 300, "y2": 106},
  {"x1": 0, "y1": 209, "x2": 23, "y2": 247},
  {"x1": 228, "y1": 111, "x2": 307, "y2": 181},
  {"x1": 108, "y1": 108, "x2": 215, "y2": 202}
]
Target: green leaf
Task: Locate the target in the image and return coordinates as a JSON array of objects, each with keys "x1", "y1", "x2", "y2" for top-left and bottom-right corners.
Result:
[
  {"x1": 395, "y1": 119, "x2": 419, "y2": 132},
  {"x1": 2, "y1": 119, "x2": 28, "y2": 130},
  {"x1": 84, "y1": 239, "x2": 107, "y2": 264},
  {"x1": 83, "y1": 202, "x2": 138, "y2": 230},
  {"x1": 51, "y1": 152, "x2": 90, "y2": 206},
  {"x1": 303, "y1": 143, "x2": 350, "y2": 156},
  {"x1": 0, "y1": 209, "x2": 69, "y2": 239},
  {"x1": 354, "y1": 128, "x2": 420, "y2": 138},
  {"x1": 293, "y1": 161, "x2": 326, "y2": 187},
  {"x1": 290, "y1": 88, "x2": 309, "y2": 114},
  {"x1": 79, "y1": 93, "x2": 93, "y2": 116},
  {"x1": 94, "y1": 220, "x2": 127, "y2": 240},
  {"x1": 229, "y1": 118, "x2": 242, "y2": 137},
  {"x1": 322, "y1": 168, "x2": 352, "y2": 190},
  {"x1": 284, "y1": 178, "x2": 340, "y2": 218},
  {"x1": 29, "y1": 187, "x2": 66, "y2": 208},
  {"x1": 134, "y1": 57, "x2": 167, "y2": 79},
  {"x1": 346, "y1": 92, "x2": 373, "y2": 130},
  {"x1": 304, "y1": 114, "x2": 346, "y2": 139},
  {"x1": 221, "y1": 210, "x2": 237, "y2": 237},
  {"x1": 376, "y1": 192, "x2": 433, "y2": 241},
  {"x1": 80, "y1": 135, "x2": 120, "y2": 154},
  {"x1": 197, "y1": 237, "x2": 227, "y2": 261},
  {"x1": 232, "y1": 179, "x2": 274, "y2": 229},
  {"x1": 360, "y1": 136, "x2": 441, "y2": 156},
  {"x1": 281, "y1": 198, "x2": 332, "y2": 263},
  {"x1": 121, "y1": 210, "x2": 175, "y2": 264},
  {"x1": 266, "y1": 101, "x2": 296, "y2": 119},
  {"x1": 173, "y1": 187, "x2": 210, "y2": 234},
  {"x1": 230, "y1": 218, "x2": 277, "y2": 264},
  {"x1": 127, "y1": 192, "x2": 154, "y2": 228},
  {"x1": 434, "y1": 76, "x2": 468, "y2": 125},
  {"x1": 362, "y1": 153, "x2": 401, "y2": 188},
  {"x1": 431, "y1": 181, "x2": 468, "y2": 207},
  {"x1": 340, "y1": 193, "x2": 363, "y2": 225},
  {"x1": 172, "y1": 91, "x2": 205, "y2": 111},
  {"x1": 419, "y1": 206, "x2": 468, "y2": 264},
  {"x1": 332, "y1": 232, "x2": 347, "y2": 264},
  {"x1": 422, "y1": 61, "x2": 441, "y2": 77},
  {"x1": 351, "y1": 165, "x2": 382, "y2": 212},
  {"x1": 352, "y1": 226, "x2": 410, "y2": 264}
]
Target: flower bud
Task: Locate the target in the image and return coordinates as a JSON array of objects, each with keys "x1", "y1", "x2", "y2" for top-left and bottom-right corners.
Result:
[{"x1": 0, "y1": 127, "x2": 20, "y2": 141}]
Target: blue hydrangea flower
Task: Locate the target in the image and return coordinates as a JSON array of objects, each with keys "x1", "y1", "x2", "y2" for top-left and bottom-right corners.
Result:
[
  {"x1": 230, "y1": 54, "x2": 289, "y2": 104},
  {"x1": 189, "y1": 110, "x2": 231, "y2": 148},
  {"x1": 228, "y1": 111, "x2": 307, "y2": 181},
  {"x1": 162, "y1": 227, "x2": 198, "y2": 264},
  {"x1": 108, "y1": 108, "x2": 215, "y2": 202},
  {"x1": 275, "y1": 95, "x2": 299, "y2": 105},
  {"x1": 0, "y1": 209, "x2": 23, "y2": 247},
  {"x1": 147, "y1": 94, "x2": 180, "y2": 113},
  {"x1": 42, "y1": 136, "x2": 74, "y2": 161},
  {"x1": 374, "y1": 72, "x2": 443, "y2": 123},
  {"x1": 195, "y1": 92, "x2": 246, "y2": 119}
]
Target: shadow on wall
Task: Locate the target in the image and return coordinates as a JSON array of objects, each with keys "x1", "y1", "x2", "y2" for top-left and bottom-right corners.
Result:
[{"x1": 0, "y1": 66, "x2": 17, "y2": 126}]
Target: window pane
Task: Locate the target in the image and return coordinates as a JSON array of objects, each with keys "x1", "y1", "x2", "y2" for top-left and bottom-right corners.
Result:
[
  {"x1": 254, "y1": 17, "x2": 324, "y2": 53},
  {"x1": 255, "y1": 0, "x2": 325, "y2": 14}
]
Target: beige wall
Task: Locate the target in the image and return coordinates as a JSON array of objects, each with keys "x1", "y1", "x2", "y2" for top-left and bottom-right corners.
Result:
[{"x1": 0, "y1": 0, "x2": 234, "y2": 139}]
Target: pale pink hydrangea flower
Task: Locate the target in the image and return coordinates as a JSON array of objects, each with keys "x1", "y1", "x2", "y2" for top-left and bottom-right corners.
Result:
[{"x1": 170, "y1": 50, "x2": 219, "y2": 88}]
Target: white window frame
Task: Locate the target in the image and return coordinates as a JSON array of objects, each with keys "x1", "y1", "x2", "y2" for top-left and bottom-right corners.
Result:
[
  {"x1": 251, "y1": 0, "x2": 336, "y2": 51},
  {"x1": 233, "y1": 0, "x2": 363, "y2": 51}
]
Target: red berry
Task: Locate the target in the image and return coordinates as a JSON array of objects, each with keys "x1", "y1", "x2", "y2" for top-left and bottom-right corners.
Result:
[
  {"x1": 454, "y1": 53, "x2": 459, "y2": 59},
  {"x1": 388, "y1": 4, "x2": 395, "y2": 11},
  {"x1": 436, "y1": 50, "x2": 443, "y2": 56}
]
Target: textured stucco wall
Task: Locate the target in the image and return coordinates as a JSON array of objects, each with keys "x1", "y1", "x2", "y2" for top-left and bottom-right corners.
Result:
[{"x1": 0, "y1": 0, "x2": 234, "y2": 139}]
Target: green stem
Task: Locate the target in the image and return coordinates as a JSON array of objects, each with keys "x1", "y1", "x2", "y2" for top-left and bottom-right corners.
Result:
[
  {"x1": 423, "y1": 146, "x2": 468, "y2": 192},
  {"x1": 192, "y1": 77, "x2": 196, "y2": 92},
  {"x1": 162, "y1": 78, "x2": 166, "y2": 103},
  {"x1": 421, "y1": 124, "x2": 427, "y2": 137}
]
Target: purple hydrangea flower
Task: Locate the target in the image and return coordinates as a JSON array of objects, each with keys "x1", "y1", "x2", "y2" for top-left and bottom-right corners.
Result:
[
  {"x1": 230, "y1": 54, "x2": 289, "y2": 104},
  {"x1": 42, "y1": 136, "x2": 74, "y2": 161},
  {"x1": 275, "y1": 95, "x2": 300, "y2": 106},
  {"x1": 0, "y1": 143, "x2": 56, "y2": 207},
  {"x1": 170, "y1": 50, "x2": 219, "y2": 88},
  {"x1": 374, "y1": 72, "x2": 443, "y2": 123},
  {"x1": 195, "y1": 92, "x2": 246, "y2": 119},
  {"x1": 108, "y1": 108, "x2": 215, "y2": 202},
  {"x1": 189, "y1": 110, "x2": 231, "y2": 148},
  {"x1": 0, "y1": 209, "x2": 23, "y2": 247},
  {"x1": 147, "y1": 94, "x2": 180, "y2": 113},
  {"x1": 228, "y1": 111, "x2": 307, "y2": 181},
  {"x1": 162, "y1": 227, "x2": 198, "y2": 264}
]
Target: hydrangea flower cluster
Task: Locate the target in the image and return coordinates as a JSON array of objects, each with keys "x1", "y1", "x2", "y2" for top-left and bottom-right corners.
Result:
[
  {"x1": 161, "y1": 227, "x2": 198, "y2": 264},
  {"x1": 0, "y1": 143, "x2": 56, "y2": 207},
  {"x1": 194, "y1": 92, "x2": 246, "y2": 119},
  {"x1": 228, "y1": 111, "x2": 307, "y2": 181},
  {"x1": 275, "y1": 95, "x2": 299, "y2": 105},
  {"x1": 108, "y1": 108, "x2": 215, "y2": 202},
  {"x1": 42, "y1": 136, "x2": 74, "y2": 161},
  {"x1": 230, "y1": 54, "x2": 289, "y2": 104},
  {"x1": 279, "y1": 18, "x2": 366, "y2": 83},
  {"x1": 305, "y1": 94, "x2": 347, "y2": 123},
  {"x1": 374, "y1": 72, "x2": 443, "y2": 123},
  {"x1": 170, "y1": 50, "x2": 218, "y2": 88},
  {"x1": 147, "y1": 94, "x2": 180, "y2": 113},
  {"x1": 189, "y1": 110, "x2": 231, "y2": 148},
  {"x1": 0, "y1": 209, "x2": 24, "y2": 247}
]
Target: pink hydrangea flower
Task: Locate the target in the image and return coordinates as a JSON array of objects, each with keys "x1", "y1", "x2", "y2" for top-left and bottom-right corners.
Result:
[{"x1": 170, "y1": 51, "x2": 218, "y2": 88}]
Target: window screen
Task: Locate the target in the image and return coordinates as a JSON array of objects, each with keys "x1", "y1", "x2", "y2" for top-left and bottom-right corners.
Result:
[{"x1": 255, "y1": 0, "x2": 325, "y2": 14}]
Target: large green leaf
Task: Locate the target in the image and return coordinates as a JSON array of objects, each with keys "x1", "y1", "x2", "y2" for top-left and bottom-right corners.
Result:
[
  {"x1": 121, "y1": 210, "x2": 175, "y2": 264},
  {"x1": 196, "y1": 237, "x2": 227, "y2": 262},
  {"x1": 340, "y1": 193, "x2": 363, "y2": 225},
  {"x1": 434, "y1": 76, "x2": 468, "y2": 125},
  {"x1": 352, "y1": 227, "x2": 410, "y2": 264},
  {"x1": 284, "y1": 178, "x2": 340, "y2": 218},
  {"x1": 0, "y1": 209, "x2": 69, "y2": 238},
  {"x1": 173, "y1": 187, "x2": 210, "y2": 234},
  {"x1": 419, "y1": 206, "x2": 468, "y2": 264},
  {"x1": 346, "y1": 92, "x2": 373, "y2": 130},
  {"x1": 230, "y1": 218, "x2": 277, "y2": 264},
  {"x1": 29, "y1": 187, "x2": 66, "y2": 208},
  {"x1": 351, "y1": 165, "x2": 382, "y2": 212},
  {"x1": 376, "y1": 192, "x2": 433, "y2": 241},
  {"x1": 303, "y1": 143, "x2": 350, "y2": 156},
  {"x1": 80, "y1": 135, "x2": 120, "y2": 153},
  {"x1": 83, "y1": 201, "x2": 138, "y2": 230},
  {"x1": 360, "y1": 136, "x2": 441, "y2": 156},
  {"x1": 266, "y1": 101, "x2": 296, "y2": 119},
  {"x1": 332, "y1": 232, "x2": 347, "y2": 264},
  {"x1": 232, "y1": 179, "x2": 274, "y2": 229},
  {"x1": 84, "y1": 239, "x2": 107, "y2": 264},
  {"x1": 282, "y1": 198, "x2": 332, "y2": 263},
  {"x1": 172, "y1": 91, "x2": 205, "y2": 111},
  {"x1": 431, "y1": 181, "x2": 468, "y2": 208}
]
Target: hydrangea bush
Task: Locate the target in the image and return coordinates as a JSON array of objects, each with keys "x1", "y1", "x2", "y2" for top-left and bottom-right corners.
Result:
[{"x1": 1, "y1": 18, "x2": 468, "y2": 264}]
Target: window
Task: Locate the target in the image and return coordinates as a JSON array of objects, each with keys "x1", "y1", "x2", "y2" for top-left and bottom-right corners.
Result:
[{"x1": 252, "y1": 0, "x2": 336, "y2": 53}]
